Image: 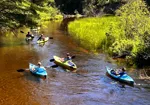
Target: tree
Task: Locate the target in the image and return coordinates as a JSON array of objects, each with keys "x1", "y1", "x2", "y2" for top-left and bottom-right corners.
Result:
[
  {"x1": 0, "y1": 0, "x2": 59, "y2": 29},
  {"x1": 108, "y1": 0, "x2": 150, "y2": 67},
  {"x1": 116, "y1": 0, "x2": 150, "y2": 39}
]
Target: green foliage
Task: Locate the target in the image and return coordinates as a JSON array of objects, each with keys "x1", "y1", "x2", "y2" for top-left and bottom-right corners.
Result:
[
  {"x1": 0, "y1": 0, "x2": 38, "y2": 28},
  {"x1": 109, "y1": 0, "x2": 150, "y2": 57},
  {"x1": 0, "y1": 0, "x2": 62, "y2": 30},
  {"x1": 106, "y1": 0, "x2": 150, "y2": 67},
  {"x1": 82, "y1": 0, "x2": 121, "y2": 16},
  {"x1": 116, "y1": 0, "x2": 150, "y2": 39}
]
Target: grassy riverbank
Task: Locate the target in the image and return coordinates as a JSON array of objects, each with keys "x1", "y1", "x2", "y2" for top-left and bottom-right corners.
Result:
[
  {"x1": 68, "y1": 15, "x2": 150, "y2": 67},
  {"x1": 68, "y1": 0, "x2": 150, "y2": 68},
  {"x1": 68, "y1": 16, "x2": 118, "y2": 51},
  {"x1": 68, "y1": 16, "x2": 143, "y2": 64}
]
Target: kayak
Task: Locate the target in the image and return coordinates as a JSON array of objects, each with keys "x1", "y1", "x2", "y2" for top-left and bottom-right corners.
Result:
[
  {"x1": 37, "y1": 37, "x2": 49, "y2": 44},
  {"x1": 29, "y1": 63, "x2": 47, "y2": 77},
  {"x1": 106, "y1": 66, "x2": 135, "y2": 86},
  {"x1": 53, "y1": 56, "x2": 77, "y2": 71}
]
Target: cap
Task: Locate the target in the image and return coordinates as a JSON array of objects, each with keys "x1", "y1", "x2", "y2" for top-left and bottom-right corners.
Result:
[
  {"x1": 66, "y1": 53, "x2": 70, "y2": 55},
  {"x1": 37, "y1": 62, "x2": 41, "y2": 65}
]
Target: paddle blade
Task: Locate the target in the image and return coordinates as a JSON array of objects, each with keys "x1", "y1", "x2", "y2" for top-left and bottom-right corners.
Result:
[
  {"x1": 51, "y1": 65, "x2": 58, "y2": 68},
  {"x1": 20, "y1": 31, "x2": 24, "y2": 33},
  {"x1": 71, "y1": 56, "x2": 76, "y2": 59},
  {"x1": 49, "y1": 37, "x2": 53, "y2": 39},
  {"x1": 50, "y1": 59, "x2": 55, "y2": 62},
  {"x1": 17, "y1": 69, "x2": 25, "y2": 72}
]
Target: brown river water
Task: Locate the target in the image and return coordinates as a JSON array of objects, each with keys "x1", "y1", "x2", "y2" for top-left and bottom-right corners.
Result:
[{"x1": 0, "y1": 21, "x2": 150, "y2": 105}]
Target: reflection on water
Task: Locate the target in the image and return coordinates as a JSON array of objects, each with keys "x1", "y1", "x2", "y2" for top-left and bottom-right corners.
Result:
[{"x1": 0, "y1": 21, "x2": 150, "y2": 105}]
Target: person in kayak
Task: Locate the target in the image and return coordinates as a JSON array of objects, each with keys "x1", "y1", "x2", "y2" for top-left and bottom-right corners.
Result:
[
  {"x1": 111, "y1": 69, "x2": 117, "y2": 75},
  {"x1": 119, "y1": 67, "x2": 126, "y2": 77},
  {"x1": 65, "y1": 53, "x2": 72, "y2": 61},
  {"x1": 64, "y1": 53, "x2": 72, "y2": 62},
  {"x1": 60, "y1": 53, "x2": 72, "y2": 62},
  {"x1": 111, "y1": 67, "x2": 126, "y2": 76},
  {"x1": 38, "y1": 34, "x2": 45, "y2": 41},
  {"x1": 32, "y1": 62, "x2": 46, "y2": 72},
  {"x1": 26, "y1": 32, "x2": 34, "y2": 38}
]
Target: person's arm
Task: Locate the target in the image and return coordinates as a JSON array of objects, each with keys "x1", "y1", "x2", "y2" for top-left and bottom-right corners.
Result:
[{"x1": 32, "y1": 67, "x2": 35, "y2": 71}]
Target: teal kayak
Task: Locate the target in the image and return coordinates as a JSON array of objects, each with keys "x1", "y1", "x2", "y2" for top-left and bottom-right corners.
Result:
[
  {"x1": 29, "y1": 63, "x2": 47, "y2": 77},
  {"x1": 106, "y1": 66, "x2": 135, "y2": 86},
  {"x1": 37, "y1": 37, "x2": 49, "y2": 44},
  {"x1": 53, "y1": 56, "x2": 77, "y2": 71}
]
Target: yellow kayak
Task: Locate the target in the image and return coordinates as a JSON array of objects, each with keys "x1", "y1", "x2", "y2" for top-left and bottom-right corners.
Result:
[
  {"x1": 53, "y1": 56, "x2": 77, "y2": 71},
  {"x1": 37, "y1": 37, "x2": 49, "y2": 44}
]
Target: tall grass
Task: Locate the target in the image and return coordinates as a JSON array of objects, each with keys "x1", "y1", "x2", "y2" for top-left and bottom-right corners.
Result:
[{"x1": 68, "y1": 16, "x2": 118, "y2": 51}]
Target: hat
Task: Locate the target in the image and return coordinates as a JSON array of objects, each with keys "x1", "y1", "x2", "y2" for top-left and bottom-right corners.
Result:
[
  {"x1": 66, "y1": 53, "x2": 70, "y2": 55},
  {"x1": 37, "y1": 62, "x2": 41, "y2": 65}
]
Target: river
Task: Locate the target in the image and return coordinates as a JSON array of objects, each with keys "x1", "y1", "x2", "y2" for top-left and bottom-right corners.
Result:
[{"x1": 0, "y1": 21, "x2": 150, "y2": 105}]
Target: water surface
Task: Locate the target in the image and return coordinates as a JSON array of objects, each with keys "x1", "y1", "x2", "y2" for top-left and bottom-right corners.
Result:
[{"x1": 0, "y1": 21, "x2": 150, "y2": 105}]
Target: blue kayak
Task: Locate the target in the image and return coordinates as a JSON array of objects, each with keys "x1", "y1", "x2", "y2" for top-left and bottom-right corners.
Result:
[
  {"x1": 106, "y1": 66, "x2": 134, "y2": 86},
  {"x1": 29, "y1": 63, "x2": 47, "y2": 77}
]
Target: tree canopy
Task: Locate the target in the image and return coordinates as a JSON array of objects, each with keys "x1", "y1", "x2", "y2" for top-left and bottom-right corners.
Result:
[
  {"x1": 1, "y1": 0, "x2": 150, "y2": 29},
  {"x1": 0, "y1": 0, "x2": 59, "y2": 29}
]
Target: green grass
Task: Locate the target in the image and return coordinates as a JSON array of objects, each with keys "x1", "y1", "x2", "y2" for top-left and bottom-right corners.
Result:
[{"x1": 68, "y1": 16, "x2": 119, "y2": 51}]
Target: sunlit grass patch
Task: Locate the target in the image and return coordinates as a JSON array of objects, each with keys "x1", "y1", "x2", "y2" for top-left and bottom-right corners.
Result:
[{"x1": 68, "y1": 16, "x2": 118, "y2": 51}]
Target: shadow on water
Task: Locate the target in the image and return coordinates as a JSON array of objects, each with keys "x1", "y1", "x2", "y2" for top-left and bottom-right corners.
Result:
[
  {"x1": 60, "y1": 17, "x2": 76, "y2": 31},
  {"x1": 21, "y1": 70, "x2": 46, "y2": 83},
  {"x1": 1, "y1": 20, "x2": 150, "y2": 105}
]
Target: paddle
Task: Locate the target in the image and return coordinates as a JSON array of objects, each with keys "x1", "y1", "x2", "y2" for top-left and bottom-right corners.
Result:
[
  {"x1": 49, "y1": 55, "x2": 76, "y2": 62},
  {"x1": 51, "y1": 65, "x2": 59, "y2": 68},
  {"x1": 20, "y1": 31, "x2": 24, "y2": 33},
  {"x1": 17, "y1": 69, "x2": 29, "y2": 72},
  {"x1": 17, "y1": 66, "x2": 51, "y2": 72},
  {"x1": 50, "y1": 59, "x2": 55, "y2": 62},
  {"x1": 49, "y1": 37, "x2": 53, "y2": 39},
  {"x1": 50, "y1": 65, "x2": 75, "y2": 69}
]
